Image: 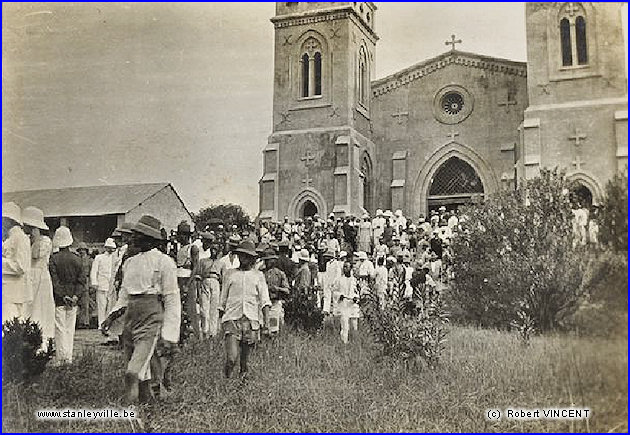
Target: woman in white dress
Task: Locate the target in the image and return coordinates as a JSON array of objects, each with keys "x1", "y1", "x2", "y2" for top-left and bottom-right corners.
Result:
[{"x1": 22, "y1": 207, "x2": 55, "y2": 351}]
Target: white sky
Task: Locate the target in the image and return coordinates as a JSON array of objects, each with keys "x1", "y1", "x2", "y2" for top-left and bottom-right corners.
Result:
[{"x1": 2, "y1": 2, "x2": 628, "y2": 217}]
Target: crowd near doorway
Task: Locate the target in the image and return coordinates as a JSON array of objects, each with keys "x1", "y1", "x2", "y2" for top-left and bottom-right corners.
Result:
[{"x1": 427, "y1": 156, "x2": 484, "y2": 214}]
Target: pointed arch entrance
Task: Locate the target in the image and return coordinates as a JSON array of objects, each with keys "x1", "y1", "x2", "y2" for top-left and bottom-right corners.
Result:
[
  {"x1": 411, "y1": 142, "x2": 498, "y2": 217},
  {"x1": 427, "y1": 156, "x2": 484, "y2": 212},
  {"x1": 301, "y1": 200, "x2": 318, "y2": 218},
  {"x1": 360, "y1": 152, "x2": 374, "y2": 214},
  {"x1": 288, "y1": 188, "x2": 328, "y2": 220}
]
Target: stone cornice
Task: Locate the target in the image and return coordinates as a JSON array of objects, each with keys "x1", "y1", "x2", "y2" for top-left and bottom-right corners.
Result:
[
  {"x1": 372, "y1": 50, "x2": 527, "y2": 98},
  {"x1": 271, "y1": 6, "x2": 378, "y2": 43}
]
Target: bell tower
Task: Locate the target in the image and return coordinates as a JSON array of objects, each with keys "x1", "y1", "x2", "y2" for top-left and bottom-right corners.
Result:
[
  {"x1": 259, "y1": 2, "x2": 378, "y2": 221},
  {"x1": 519, "y1": 2, "x2": 627, "y2": 204}
]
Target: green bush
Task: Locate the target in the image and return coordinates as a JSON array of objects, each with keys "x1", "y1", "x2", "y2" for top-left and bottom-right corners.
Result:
[
  {"x1": 361, "y1": 281, "x2": 449, "y2": 369},
  {"x1": 2, "y1": 317, "x2": 54, "y2": 383},
  {"x1": 450, "y1": 168, "x2": 586, "y2": 332},
  {"x1": 599, "y1": 172, "x2": 628, "y2": 253},
  {"x1": 283, "y1": 286, "x2": 324, "y2": 332}
]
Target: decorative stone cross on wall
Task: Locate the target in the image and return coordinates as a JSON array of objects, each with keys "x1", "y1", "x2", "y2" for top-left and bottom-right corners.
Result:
[
  {"x1": 565, "y1": 2, "x2": 580, "y2": 16},
  {"x1": 301, "y1": 148, "x2": 315, "y2": 187},
  {"x1": 445, "y1": 34, "x2": 462, "y2": 51},
  {"x1": 391, "y1": 108, "x2": 409, "y2": 124},
  {"x1": 569, "y1": 126, "x2": 587, "y2": 171},
  {"x1": 446, "y1": 130, "x2": 459, "y2": 141},
  {"x1": 498, "y1": 92, "x2": 517, "y2": 112},
  {"x1": 569, "y1": 127, "x2": 587, "y2": 146}
]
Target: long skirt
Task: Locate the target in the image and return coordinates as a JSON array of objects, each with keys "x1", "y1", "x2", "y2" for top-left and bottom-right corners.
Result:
[{"x1": 30, "y1": 266, "x2": 55, "y2": 350}]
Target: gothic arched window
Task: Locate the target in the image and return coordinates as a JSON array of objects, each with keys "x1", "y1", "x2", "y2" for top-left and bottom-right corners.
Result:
[
  {"x1": 576, "y1": 16, "x2": 588, "y2": 65},
  {"x1": 560, "y1": 18, "x2": 572, "y2": 66},
  {"x1": 358, "y1": 46, "x2": 369, "y2": 106},
  {"x1": 300, "y1": 37, "x2": 322, "y2": 98},
  {"x1": 558, "y1": 3, "x2": 588, "y2": 67}
]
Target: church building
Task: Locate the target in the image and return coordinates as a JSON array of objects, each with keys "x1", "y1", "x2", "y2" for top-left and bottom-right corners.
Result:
[{"x1": 258, "y1": 2, "x2": 627, "y2": 221}]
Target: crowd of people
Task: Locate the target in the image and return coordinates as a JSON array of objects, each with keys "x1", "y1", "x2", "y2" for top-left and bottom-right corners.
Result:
[{"x1": 2, "y1": 200, "x2": 600, "y2": 403}]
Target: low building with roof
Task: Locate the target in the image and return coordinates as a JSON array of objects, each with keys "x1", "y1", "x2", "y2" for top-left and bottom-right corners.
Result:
[{"x1": 3, "y1": 182, "x2": 192, "y2": 246}]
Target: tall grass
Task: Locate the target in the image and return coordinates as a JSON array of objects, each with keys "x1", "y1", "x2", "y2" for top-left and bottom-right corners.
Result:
[{"x1": 2, "y1": 325, "x2": 626, "y2": 432}]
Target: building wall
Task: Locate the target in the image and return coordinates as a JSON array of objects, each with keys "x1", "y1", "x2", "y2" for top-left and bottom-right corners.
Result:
[
  {"x1": 371, "y1": 54, "x2": 528, "y2": 217},
  {"x1": 124, "y1": 185, "x2": 192, "y2": 233}
]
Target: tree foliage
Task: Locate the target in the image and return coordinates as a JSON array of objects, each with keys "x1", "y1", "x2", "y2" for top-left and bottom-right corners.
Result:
[
  {"x1": 193, "y1": 203, "x2": 251, "y2": 231},
  {"x1": 599, "y1": 171, "x2": 628, "y2": 253},
  {"x1": 3, "y1": 317, "x2": 54, "y2": 383},
  {"x1": 283, "y1": 287, "x2": 324, "y2": 332},
  {"x1": 450, "y1": 168, "x2": 586, "y2": 332}
]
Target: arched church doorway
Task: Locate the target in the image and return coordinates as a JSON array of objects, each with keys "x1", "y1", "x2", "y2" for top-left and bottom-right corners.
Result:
[
  {"x1": 570, "y1": 183, "x2": 593, "y2": 209},
  {"x1": 427, "y1": 156, "x2": 484, "y2": 213},
  {"x1": 301, "y1": 200, "x2": 318, "y2": 219}
]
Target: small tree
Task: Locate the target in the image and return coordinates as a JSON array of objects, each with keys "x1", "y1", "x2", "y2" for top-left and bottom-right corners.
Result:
[
  {"x1": 450, "y1": 168, "x2": 586, "y2": 332},
  {"x1": 283, "y1": 286, "x2": 324, "y2": 332},
  {"x1": 599, "y1": 172, "x2": 628, "y2": 253},
  {"x1": 2, "y1": 318, "x2": 54, "y2": 383},
  {"x1": 193, "y1": 204, "x2": 251, "y2": 231}
]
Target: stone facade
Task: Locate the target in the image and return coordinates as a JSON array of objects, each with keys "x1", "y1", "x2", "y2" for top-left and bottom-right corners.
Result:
[{"x1": 259, "y1": 2, "x2": 627, "y2": 220}]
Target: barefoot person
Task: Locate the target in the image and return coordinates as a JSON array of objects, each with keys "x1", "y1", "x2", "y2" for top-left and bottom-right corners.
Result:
[
  {"x1": 219, "y1": 240, "x2": 270, "y2": 378},
  {"x1": 102, "y1": 215, "x2": 181, "y2": 403}
]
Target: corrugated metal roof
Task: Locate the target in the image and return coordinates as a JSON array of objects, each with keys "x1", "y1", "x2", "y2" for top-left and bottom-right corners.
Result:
[{"x1": 3, "y1": 183, "x2": 171, "y2": 217}]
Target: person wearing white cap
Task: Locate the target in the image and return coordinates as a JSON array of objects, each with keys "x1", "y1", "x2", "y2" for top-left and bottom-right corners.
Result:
[
  {"x1": 23, "y1": 206, "x2": 55, "y2": 349},
  {"x1": 2, "y1": 202, "x2": 33, "y2": 324},
  {"x1": 90, "y1": 238, "x2": 117, "y2": 330},
  {"x1": 355, "y1": 251, "x2": 375, "y2": 281},
  {"x1": 50, "y1": 226, "x2": 85, "y2": 363}
]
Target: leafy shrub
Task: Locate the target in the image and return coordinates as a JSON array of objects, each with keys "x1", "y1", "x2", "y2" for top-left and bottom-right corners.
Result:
[
  {"x1": 283, "y1": 286, "x2": 324, "y2": 332},
  {"x1": 450, "y1": 168, "x2": 587, "y2": 332},
  {"x1": 561, "y1": 250, "x2": 628, "y2": 336},
  {"x1": 361, "y1": 281, "x2": 449, "y2": 369},
  {"x1": 599, "y1": 172, "x2": 628, "y2": 253},
  {"x1": 2, "y1": 317, "x2": 54, "y2": 383}
]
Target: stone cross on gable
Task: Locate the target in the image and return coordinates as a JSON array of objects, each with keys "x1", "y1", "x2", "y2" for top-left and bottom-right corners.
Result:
[
  {"x1": 445, "y1": 34, "x2": 462, "y2": 51},
  {"x1": 301, "y1": 148, "x2": 315, "y2": 186},
  {"x1": 565, "y1": 2, "x2": 580, "y2": 16},
  {"x1": 569, "y1": 127, "x2": 587, "y2": 147},
  {"x1": 572, "y1": 155, "x2": 584, "y2": 170},
  {"x1": 391, "y1": 108, "x2": 409, "y2": 124},
  {"x1": 498, "y1": 92, "x2": 517, "y2": 112},
  {"x1": 447, "y1": 130, "x2": 459, "y2": 141}
]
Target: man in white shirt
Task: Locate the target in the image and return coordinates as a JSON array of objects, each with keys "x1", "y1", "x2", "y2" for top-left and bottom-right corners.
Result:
[
  {"x1": 90, "y1": 237, "x2": 116, "y2": 329},
  {"x1": 337, "y1": 261, "x2": 359, "y2": 344},
  {"x1": 355, "y1": 251, "x2": 375, "y2": 281},
  {"x1": 102, "y1": 215, "x2": 180, "y2": 403}
]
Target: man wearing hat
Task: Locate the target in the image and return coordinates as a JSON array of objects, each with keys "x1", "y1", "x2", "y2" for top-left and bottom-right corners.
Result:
[
  {"x1": 276, "y1": 239, "x2": 295, "y2": 284},
  {"x1": 216, "y1": 234, "x2": 241, "y2": 284},
  {"x1": 261, "y1": 247, "x2": 289, "y2": 335},
  {"x1": 371, "y1": 209, "x2": 385, "y2": 248},
  {"x1": 320, "y1": 249, "x2": 340, "y2": 316},
  {"x1": 49, "y1": 226, "x2": 85, "y2": 363},
  {"x1": 2, "y1": 202, "x2": 33, "y2": 323},
  {"x1": 219, "y1": 240, "x2": 271, "y2": 378},
  {"x1": 90, "y1": 238, "x2": 117, "y2": 331},
  {"x1": 23, "y1": 206, "x2": 55, "y2": 349},
  {"x1": 105, "y1": 222, "x2": 133, "y2": 344},
  {"x1": 355, "y1": 251, "x2": 375, "y2": 282},
  {"x1": 102, "y1": 215, "x2": 181, "y2": 402}
]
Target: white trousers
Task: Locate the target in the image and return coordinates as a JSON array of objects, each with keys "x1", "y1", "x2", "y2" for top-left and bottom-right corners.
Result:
[
  {"x1": 200, "y1": 278, "x2": 221, "y2": 336},
  {"x1": 55, "y1": 306, "x2": 77, "y2": 363},
  {"x1": 340, "y1": 314, "x2": 358, "y2": 344},
  {"x1": 96, "y1": 290, "x2": 109, "y2": 329}
]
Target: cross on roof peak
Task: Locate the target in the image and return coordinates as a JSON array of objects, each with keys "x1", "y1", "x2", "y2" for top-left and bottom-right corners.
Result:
[{"x1": 445, "y1": 34, "x2": 462, "y2": 51}]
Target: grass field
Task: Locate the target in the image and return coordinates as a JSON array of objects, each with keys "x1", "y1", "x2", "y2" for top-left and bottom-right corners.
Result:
[{"x1": 2, "y1": 324, "x2": 627, "y2": 433}]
